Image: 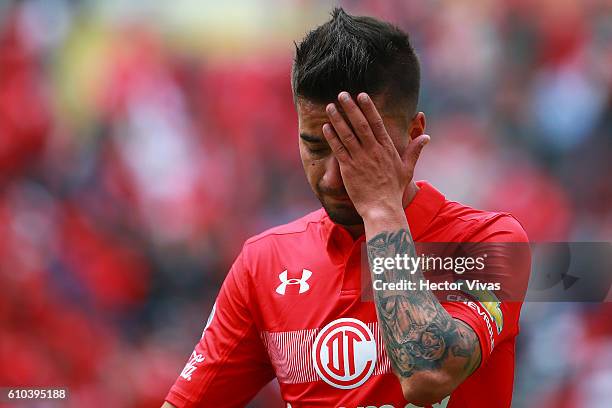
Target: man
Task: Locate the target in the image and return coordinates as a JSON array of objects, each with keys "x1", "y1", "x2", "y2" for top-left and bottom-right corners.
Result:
[{"x1": 163, "y1": 8, "x2": 529, "y2": 408}]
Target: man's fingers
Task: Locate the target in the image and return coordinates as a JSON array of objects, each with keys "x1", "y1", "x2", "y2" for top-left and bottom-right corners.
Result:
[
  {"x1": 402, "y1": 134, "x2": 430, "y2": 169},
  {"x1": 322, "y1": 123, "x2": 351, "y2": 161},
  {"x1": 337, "y1": 92, "x2": 376, "y2": 147},
  {"x1": 356, "y1": 92, "x2": 392, "y2": 146},
  {"x1": 326, "y1": 103, "x2": 360, "y2": 154}
]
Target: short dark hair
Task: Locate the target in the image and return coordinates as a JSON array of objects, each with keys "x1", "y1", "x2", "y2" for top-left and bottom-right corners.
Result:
[{"x1": 292, "y1": 7, "x2": 420, "y2": 117}]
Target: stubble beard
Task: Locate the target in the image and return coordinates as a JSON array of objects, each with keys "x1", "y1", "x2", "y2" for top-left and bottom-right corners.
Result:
[{"x1": 319, "y1": 197, "x2": 364, "y2": 226}]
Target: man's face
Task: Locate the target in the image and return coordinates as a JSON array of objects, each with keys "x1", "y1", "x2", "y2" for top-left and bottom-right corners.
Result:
[{"x1": 297, "y1": 96, "x2": 422, "y2": 226}]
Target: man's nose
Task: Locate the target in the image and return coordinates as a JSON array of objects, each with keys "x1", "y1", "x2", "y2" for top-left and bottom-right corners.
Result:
[{"x1": 321, "y1": 155, "x2": 344, "y2": 191}]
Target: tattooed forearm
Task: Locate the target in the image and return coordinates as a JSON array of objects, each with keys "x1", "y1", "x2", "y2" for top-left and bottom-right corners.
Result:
[{"x1": 367, "y1": 229, "x2": 480, "y2": 379}]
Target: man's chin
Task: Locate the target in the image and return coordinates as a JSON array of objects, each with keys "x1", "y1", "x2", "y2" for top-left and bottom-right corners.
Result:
[{"x1": 321, "y1": 203, "x2": 363, "y2": 226}]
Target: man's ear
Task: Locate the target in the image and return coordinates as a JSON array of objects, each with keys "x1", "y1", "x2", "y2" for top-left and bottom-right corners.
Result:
[{"x1": 409, "y1": 112, "x2": 426, "y2": 140}]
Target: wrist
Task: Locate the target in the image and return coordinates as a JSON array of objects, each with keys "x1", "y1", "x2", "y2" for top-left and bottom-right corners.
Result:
[
  {"x1": 360, "y1": 201, "x2": 405, "y2": 225},
  {"x1": 362, "y1": 205, "x2": 410, "y2": 245}
]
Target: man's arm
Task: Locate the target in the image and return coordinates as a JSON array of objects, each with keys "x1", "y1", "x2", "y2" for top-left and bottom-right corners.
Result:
[
  {"x1": 322, "y1": 91, "x2": 481, "y2": 405},
  {"x1": 365, "y1": 221, "x2": 480, "y2": 406}
]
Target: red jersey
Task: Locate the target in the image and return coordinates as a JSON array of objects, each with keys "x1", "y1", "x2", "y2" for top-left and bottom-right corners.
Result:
[{"x1": 165, "y1": 181, "x2": 529, "y2": 408}]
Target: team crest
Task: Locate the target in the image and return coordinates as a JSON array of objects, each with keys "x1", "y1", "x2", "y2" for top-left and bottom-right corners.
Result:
[{"x1": 312, "y1": 318, "x2": 377, "y2": 389}]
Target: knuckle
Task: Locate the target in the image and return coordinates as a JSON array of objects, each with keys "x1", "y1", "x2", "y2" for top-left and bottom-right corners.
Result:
[
  {"x1": 335, "y1": 143, "x2": 347, "y2": 154},
  {"x1": 372, "y1": 118, "x2": 385, "y2": 130},
  {"x1": 383, "y1": 143, "x2": 396, "y2": 154},
  {"x1": 341, "y1": 133, "x2": 356, "y2": 144},
  {"x1": 357, "y1": 121, "x2": 370, "y2": 134},
  {"x1": 335, "y1": 147, "x2": 349, "y2": 160}
]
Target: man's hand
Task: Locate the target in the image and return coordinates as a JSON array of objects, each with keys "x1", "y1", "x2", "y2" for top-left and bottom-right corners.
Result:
[{"x1": 322, "y1": 91, "x2": 429, "y2": 221}]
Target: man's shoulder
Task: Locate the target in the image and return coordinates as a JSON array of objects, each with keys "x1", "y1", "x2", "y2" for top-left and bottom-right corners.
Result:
[
  {"x1": 438, "y1": 199, "x2": 529, "y2": 243},
  {"x1": 244, "y1": 208, "x2": 325, "y2": 248}
]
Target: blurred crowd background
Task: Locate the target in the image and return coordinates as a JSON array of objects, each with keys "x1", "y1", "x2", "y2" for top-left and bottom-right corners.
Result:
[{"x1": 0, "y1": 0, "x2": 610, "y2": 407}]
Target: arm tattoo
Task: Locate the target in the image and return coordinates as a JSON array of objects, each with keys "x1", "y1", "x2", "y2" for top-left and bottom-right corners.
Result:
[{"x1": 367, "y1": 229, "x2": 480, "y2": 378}]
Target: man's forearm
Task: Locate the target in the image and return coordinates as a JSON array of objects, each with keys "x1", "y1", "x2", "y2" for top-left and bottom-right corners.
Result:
[{"x1": 364, "y1": 210, "x2": 480, "y2": 404}]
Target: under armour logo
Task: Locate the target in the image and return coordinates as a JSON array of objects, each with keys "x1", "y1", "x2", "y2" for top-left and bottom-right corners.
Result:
[{"x1": 276, "y1": 269, "x2": 312, "y2": 295}]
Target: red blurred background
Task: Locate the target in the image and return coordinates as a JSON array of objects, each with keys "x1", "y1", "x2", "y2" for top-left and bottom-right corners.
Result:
[{"x1": 0, "y1": 0, "x2": 610, "y2": 407}]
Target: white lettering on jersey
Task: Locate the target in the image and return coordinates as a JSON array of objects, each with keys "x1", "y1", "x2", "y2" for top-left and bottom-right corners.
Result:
[
  {"x1": 276, "y1": 269, "x2": 312, "y2": 295},
  {"x1": 465, "y1": 301, "x2": 495, "y2": 349},
  {"x1": 180, "y1": 350, "x2": 205, "y2": 381}
]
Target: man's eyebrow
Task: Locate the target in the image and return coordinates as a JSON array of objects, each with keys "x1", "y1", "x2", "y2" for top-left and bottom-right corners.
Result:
[{"x1": 299, "y1": 133, "x2": 325, "y2": 143}]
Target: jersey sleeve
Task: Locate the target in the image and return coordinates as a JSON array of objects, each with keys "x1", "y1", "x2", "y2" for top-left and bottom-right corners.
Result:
[
  {"x1": 165, "y1": 248, "x2": 275, "y2": 407},
  {"x1": 441, "y1": 214, "x2": 530, "y2": 368}
]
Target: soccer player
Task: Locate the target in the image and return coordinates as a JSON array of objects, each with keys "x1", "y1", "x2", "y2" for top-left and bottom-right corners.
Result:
[{"x1": 163, "y1": 8, "x2": 529, "y2": 408}]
